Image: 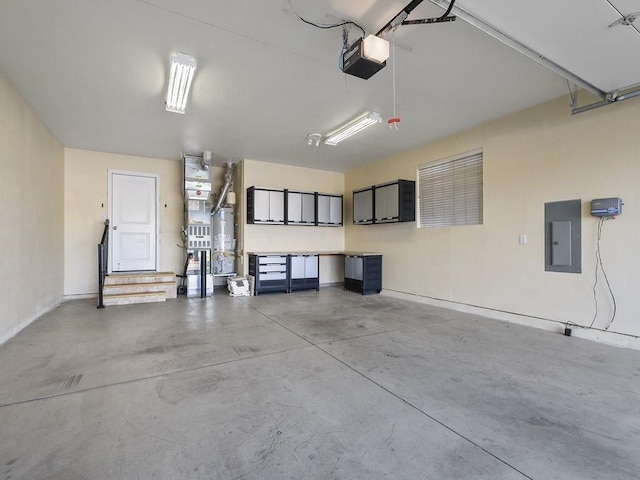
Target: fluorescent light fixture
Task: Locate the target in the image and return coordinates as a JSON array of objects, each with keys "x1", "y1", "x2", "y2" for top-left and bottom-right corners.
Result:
[
  {"x1": 166, "y1": 52, "x2": 197, "y2": 114},
  {"x1": 324, "y1": 112, "x2": 382, "y2": 146},
  {"x1": 363, "y1": 35, "x2": 390, "y2": 63}
]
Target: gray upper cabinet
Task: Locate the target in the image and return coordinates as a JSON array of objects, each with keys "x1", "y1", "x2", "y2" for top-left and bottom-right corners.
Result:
[
  {"x1": 353, "y1": 188, "x2": 374, "y2": 224},
  {"x1": 317, "y1": 193, "x2": 343, "y2": 226},
  {"x1": 354, "y1": 180, "x2": 415, "y2": 225},
  {"x1": 287, "y1": 191, "x2": 315, "y2": 225},
  {"x1": 247, "y1": 187, "x2": 285, "y2": 224}
]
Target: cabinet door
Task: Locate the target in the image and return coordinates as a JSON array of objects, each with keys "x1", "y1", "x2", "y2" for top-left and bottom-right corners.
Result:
[
  {"x1": 269, "y1": 191, "x2": 285, "y2": 223},
  {"x1": 386, "y1": 184, "x2": 399, "y2": 220},
  {"x1": 375, "y1": 183, "x2": 399, "y2": 221},
  {"x1": 353, "y1": 256, "x2": 364, "y2": 280},
  {"x1": 290, "y1": 256, "x2": 305, "y2": 278},
  {"x1": 330, "y1": 196, "x2": 342, "y2": 224},
  {"x1": 301, "y1": 193, "x2": 315, "y2": 223},
  {"x1": 353, "y1": 189, "x2": 373, "y2": 223},
  {"x1": 287, "y1": 192, "x2": 302, "y2": 223},
  {"x1": 344, "y1": 256, "x2": 355, "y2": 279},
  {"x1": 375, "y1": 186, "x2": 388, "y2": 221},
  {"x1": 345, "y1": 256, "x2": 363, "y2": 280},
  {"x1": 317, "y1": 195, "x2": 330, "y2": 224},
  {"x1": 305, "y1": 255, "x2": 319, "y2": 278},
  {"x1": 253, "y1": 189, "x2": 270, "y2": 221}
]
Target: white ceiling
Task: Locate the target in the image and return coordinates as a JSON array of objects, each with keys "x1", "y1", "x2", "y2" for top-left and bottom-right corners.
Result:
[{"x1": 0, "y1": 0, "x2": 638, "y2": 172}]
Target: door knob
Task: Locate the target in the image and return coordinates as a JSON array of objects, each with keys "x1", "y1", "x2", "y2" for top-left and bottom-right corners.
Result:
[{"x1": 113, "y1": 225, "x2": 118, "y2": 230}]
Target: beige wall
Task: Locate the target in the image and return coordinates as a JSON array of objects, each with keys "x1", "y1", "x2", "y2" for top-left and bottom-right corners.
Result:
[
  {"x1": 239, "y1": 159, "x2": 345, "y2": 283},
  {"x1": 64, "y1": 149, "x2": 196, "y2": 295},
  {"x1": 345, "y1": 95, "x2": 640, "y2": 344},
  {"x1": 0, "y1": 71, "x2": 64, "y2": 342}
]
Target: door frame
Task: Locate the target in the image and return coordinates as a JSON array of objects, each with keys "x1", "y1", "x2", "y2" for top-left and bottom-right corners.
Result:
[{"x1": 108, "y1": 169, "x2": 160, "y2": 274}]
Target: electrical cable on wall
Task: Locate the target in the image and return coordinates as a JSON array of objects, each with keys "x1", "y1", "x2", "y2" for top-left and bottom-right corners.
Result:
[{"x1": 589, "y1": 216, "x2": 617, "y2": 330}]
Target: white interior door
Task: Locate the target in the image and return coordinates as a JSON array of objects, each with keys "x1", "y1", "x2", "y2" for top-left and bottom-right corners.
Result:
[{"x1": 110, "y1": 171, "x2": 158, "y2": 272}]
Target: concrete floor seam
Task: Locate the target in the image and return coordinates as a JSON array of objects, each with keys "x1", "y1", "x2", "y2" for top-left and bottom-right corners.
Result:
[
  {"x1": 312, "y1": 343, "x2": 536, "y2": 480},
  {"x1": 255, "y1": 308, "x2": 536, "y2": 480},
  {"x1": 0, "y1": 343, "x2": 314, "y2": 410}
]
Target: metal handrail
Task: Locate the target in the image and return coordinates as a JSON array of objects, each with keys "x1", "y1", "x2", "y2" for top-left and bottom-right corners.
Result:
[{"x1": 97, "y1": 219, "x2": 109, "y2": 308}]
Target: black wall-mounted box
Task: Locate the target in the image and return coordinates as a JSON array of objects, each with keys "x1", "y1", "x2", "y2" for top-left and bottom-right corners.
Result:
[{"x1": 342, "y1": 38, "x2": 386, "y2": 80}]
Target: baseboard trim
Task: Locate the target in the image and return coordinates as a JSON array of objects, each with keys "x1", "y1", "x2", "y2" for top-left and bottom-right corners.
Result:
[
  {"x1": 382, "y1": 289, "x2": 640, "y2": 351},
  {"x1": 0, "y1": 299, "x2": 62, "y2": 346},
  {"x1": 63, "y1": 293, "x2": 98, "y2": 301}
]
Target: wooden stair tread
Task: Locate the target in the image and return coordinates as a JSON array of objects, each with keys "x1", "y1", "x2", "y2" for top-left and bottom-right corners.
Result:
[{"x1": 103, "y1": 292, "x2": 166, "y2": 298}]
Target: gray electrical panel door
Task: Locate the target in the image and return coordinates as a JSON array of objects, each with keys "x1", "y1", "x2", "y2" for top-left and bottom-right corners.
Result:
[
  {"x1": 551, "y1": 220, "x2": 572, "y2": 266},
  {"x1": 545, "y1": 199, "x2": 581, "y2": 273}
]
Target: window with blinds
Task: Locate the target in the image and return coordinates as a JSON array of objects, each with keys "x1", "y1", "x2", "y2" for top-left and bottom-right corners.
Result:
[{"x1": 418, "y1": 151, "x2": 483, "y2": 228}]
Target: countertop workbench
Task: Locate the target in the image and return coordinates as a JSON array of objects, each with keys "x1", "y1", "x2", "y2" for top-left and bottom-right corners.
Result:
[{"x1": 247, "y1": 251, "x2": 382, "y2": 256}]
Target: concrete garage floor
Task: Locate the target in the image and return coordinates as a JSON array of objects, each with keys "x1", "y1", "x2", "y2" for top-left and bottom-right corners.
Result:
[{"x1": 0, "y1": 288, "x2": 639, "y2": 479}]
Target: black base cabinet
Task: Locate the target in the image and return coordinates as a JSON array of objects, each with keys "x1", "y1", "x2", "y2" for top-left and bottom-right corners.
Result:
[
  {"x1": 249, "y1": 253, "x2": 320, "y2": 295},
  {"x1": 289, "y1": 254, "x2": 320, "y2": 292},
  {"x1": 249, "y1": 255, "x2": 288, "y2": 295},
  {"x1": 344, "y1": 255, "x2": 382, "y2": 295}
]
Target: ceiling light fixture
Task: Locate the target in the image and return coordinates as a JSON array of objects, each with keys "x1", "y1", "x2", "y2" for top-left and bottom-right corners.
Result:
[
  {"x1": 324, "y1": 112, "x2": 382, "y2": 146},
  {"x1": 306, "y1": 133, "x2": 323, "y2": 147},
  {"x1": 166, "y1": 52, "x2": 197, "y2": 114}
]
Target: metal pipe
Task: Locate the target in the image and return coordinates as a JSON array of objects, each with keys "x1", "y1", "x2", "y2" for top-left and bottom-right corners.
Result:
[
  {"x1": 200, "y1": 250, "x2": 207, "y2": 298},
  {"x1": 616, "y1": 87, "x2": 640, "y2": 102},
  {"x1": 571, "y1": 86, "x2": 640, "y2": 114},
  {"x1": 97, "y1": 244, "x2": 105, "y2": 309},
  {"x1": 212, "y1": 163, "x2": 235, "y2": 216}
]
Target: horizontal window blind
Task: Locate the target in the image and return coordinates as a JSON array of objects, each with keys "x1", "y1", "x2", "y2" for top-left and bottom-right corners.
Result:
[{"x1": 418, "y1": 152, "x2": 483, "y2": 227}]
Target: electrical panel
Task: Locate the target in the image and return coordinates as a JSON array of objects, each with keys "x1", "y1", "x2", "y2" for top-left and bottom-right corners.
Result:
[
  {"x1": 544, "y1": 199, "x2": 582, "y2": 274},
  {"x1": 590, "y1": 197, "x2": 622, "y2": 217}
]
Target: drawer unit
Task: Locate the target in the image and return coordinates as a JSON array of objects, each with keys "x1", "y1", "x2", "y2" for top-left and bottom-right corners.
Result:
[
  {"x1": 344, "y1": 255, "x2": 382, "y2": 295},
  {"x1": 289, "y1": 254, "x2": 319, "y2": 292},
  {"x1": 249, "y1": 254, "x2": 289, "y2": 295}
]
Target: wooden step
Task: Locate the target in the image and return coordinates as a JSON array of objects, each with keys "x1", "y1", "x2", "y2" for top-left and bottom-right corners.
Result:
[
  {"x1": 105, "y1": 272, "x2": 175, "y2": 285},
  {"x1": 103, "y1": 292, "x2": 166, "y2": 306},
  {"x1": 103, "y1": 282, "x2": 175, "y2": 296}
]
